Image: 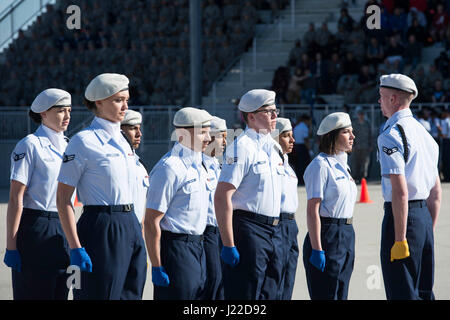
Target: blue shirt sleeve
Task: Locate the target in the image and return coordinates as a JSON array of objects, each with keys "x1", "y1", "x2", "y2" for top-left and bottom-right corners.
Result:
[
  {"x1": 10, "y1": 138, "x2": 35, "y2": 186},
  {"x1": 377, "y1": 131, "x2": 405, "y2": 177},
  {"x1": 146, "y1": 163, "x2": 178, "y2": 214},
  {"x1": 304, "y1": 159, "x2": 328, "y2": 200},
  {"x1": 57, "y1": 136, "x2": 86, "y2": 187}
]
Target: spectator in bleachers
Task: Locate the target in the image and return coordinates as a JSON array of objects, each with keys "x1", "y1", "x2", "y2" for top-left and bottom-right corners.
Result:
[
  {"x1": 315, "y1": 22, "x2": 332, "y2": 54},
  {"x1": 288, "y1": 40, "x2": 306, "y2": 67},
  {"x1": 350, "y1": 106, "x2": 373, "y2": 183},
  {"x1": 407, "y1": 7, "x2": 427, "y2": 28},
  {"x1": 385, "y1": 35, "x2": 404, "y2": 68},
  {"x1": 409, "y1": 0, "x2": 427, "y2": 12},
  {"x1": 430, "y1": 3, "x2": 449, "y2": 43},
  {"x1": 342, "y1": 51, "x2": 360, "y2": 75},
  {"x1": 388, "y1": 6, "x2": 408, "y2": 39},
  {"x1": 357, "y1": 65, "x2": 377, "y2": 103},
  {"x1": 337, "y1": 74, "x2": 358, "y2": 103},
  {"x1": 150, "y1": 86, "x2": 168, "y2": 106},
  {"x1": 286, "y1": 67, "x2": 303, "y2": 104},
  {"x1": 346, "y1": 37, "x2": 366, "y2": 63},
  {"x1": 242, "y1": 1, "x2": 258, "y2": 22},
  {"x1": 338, "y1": 8, "x2": 356, "y2": 32},
  {"x1": 403, "y1": 34, "x2": 422, "y2": 71},
  {"x1": 296, "y1": 52, "x2": 311, "y2": 71},
  {"x1": 303, "y1": 23, "x2": 317, "y2": 52},
  {"x1": 173, "y1": 70, "x2": 190, "y2": 106},
  {"x1": 435, "y1": 51, "x2": 449, "y2": 78},
  {"x1": 407, "y1": 17, "x2": 429, "y2": 45},
  {"x1": 431, "y1": 79, "x2": 448, "y2": 103},
  {"x1": 271, "y1": 66, "x2": 290, "y2": 104},
  {"x1": 327, "y1": 52, "x2": 344, "y2": 93},
  {"x1": 366, "y1": 36, "x2": 385, "y2": 65},
  {"x1": 298, "y1": 68, "x2": 316, "y2": 105},
  {"x1": 310, "y1": 52, "x2": 329, "y2": 94},
  {"x1": 423, "y1": 64, "x2": 444, "y2": 98}
]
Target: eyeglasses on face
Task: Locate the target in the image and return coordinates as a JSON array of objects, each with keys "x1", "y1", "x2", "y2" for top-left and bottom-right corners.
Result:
[{"x1": 252, "y1": 108, "x2": 280, "y2": 116}]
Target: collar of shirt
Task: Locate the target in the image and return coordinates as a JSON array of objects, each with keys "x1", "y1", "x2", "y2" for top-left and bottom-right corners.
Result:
[
  {"x1": 91, "y1": 116, "x2": 122, "y2": 144},
  {"x1": 38, "y1": 124, "x2": 66, "y2": 153},
  {"x1": 172, "y1": 142, "x2": 202, "y2": 169},
  {"x1": 383, "y1": 108, "x2": 413, "y2": 131},
  {"x1": 203, "y1": 153, "x2": 219, "y2": 170}
]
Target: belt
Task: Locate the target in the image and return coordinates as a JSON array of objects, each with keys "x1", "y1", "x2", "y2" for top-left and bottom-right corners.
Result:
[
  {"x1": 83, "y1": 204, "x2": 134, "y2": 214},
  {"x1": 161, "y1": 230, "x2": 204, "y2": 242},
  {"x1": 384, "y1": 200, "x2": 426, "y2": 210},
  {"x1": 320, "y1": 216, "x2": 353, "y2": 225},
  {"x1": 22, "y1": 208, "x2": 59, "y2": 219},
  {"x1": 234, "y1": 209, "x2": 280, "y2": 226},
  {"x1": 204, "y1": 225, "x2": 219, "y2": 234},
  {"x1": 280, "y1": 212, "x2": 295, "y2": 221}
]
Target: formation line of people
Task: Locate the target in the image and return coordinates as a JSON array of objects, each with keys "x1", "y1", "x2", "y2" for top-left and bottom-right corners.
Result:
[{"x1": 3, "y1": 72, "x2": 441, "y2": 300}]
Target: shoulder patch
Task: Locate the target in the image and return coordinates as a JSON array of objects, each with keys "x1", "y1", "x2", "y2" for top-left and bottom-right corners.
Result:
[
  {"x1": 382, "y1": 146, "x2": 398, "y2": 156},
  {"x1": 13, "y1": 152, "x2": 25, "y2": 161},
  {"x1": 63, "y1": 153, "x2": 75, "y2": 163}
]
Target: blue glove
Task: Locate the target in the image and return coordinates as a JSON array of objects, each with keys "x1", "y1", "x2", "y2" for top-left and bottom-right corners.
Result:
[
  {"x1": 70, "y1": 247, "x2": 92, "y2": 272},
  {"x1": 309, "y1": 249, "x2": 326, "y2": 272},
  {"x1": 4, "y1": 249, "x2": 21, "y2": 272},
  {"x1": 221, "y1": 246, "x2": 240, "y2": 267},
  {"x1": 152, "y1": 266, "x2": 170, "y2": 287}
]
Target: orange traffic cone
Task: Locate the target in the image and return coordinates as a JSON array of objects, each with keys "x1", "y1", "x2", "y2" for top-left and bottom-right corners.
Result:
[
  {"x1": 74, "y1": 195, "x2": 83, "y2": 207},
  {"x1": 358, "y1": 178, "x2": 373, "y2": 203}
]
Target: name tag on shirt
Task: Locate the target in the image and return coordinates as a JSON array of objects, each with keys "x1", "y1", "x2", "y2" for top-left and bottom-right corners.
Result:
[
  {"x1": 106, "y1": 153, "x2": 120, "y2": 157},
  {"x1": 336, "y1": 176, "x2": 346, "y2": 181}
]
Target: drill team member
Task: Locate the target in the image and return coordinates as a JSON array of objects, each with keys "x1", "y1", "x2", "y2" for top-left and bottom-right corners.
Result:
[
  {"x1": 272, "y1": 118, "x2": 299, "y2": 300},
  {"x1": 4, "y1": 89, "x2": 72, "y2": 300},
  {"x1": 303, "y1": 112, "x2": 357, "y2": 300},
  {"x1": 57, "y1": 73, "x2": 147, "y2": 300},
  {"x1": 121, "y1": 109, "x2": 149, "y2": 227},
  {"x1": 202, "y1": 116, "x2": 227, "y2": 300},
  {"x1": 145, "y1": 107, "x2": 212, "y2": 300},
  {"x1": 215, "y1": 89, "x2": 284, "y2": 300},
  {"x1": 378, "y1": 74, "x2": 441, "y2": 300}
]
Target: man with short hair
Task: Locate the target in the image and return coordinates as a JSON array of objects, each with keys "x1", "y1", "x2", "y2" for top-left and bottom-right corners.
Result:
[
  {"x1": 378, "y1": 73, "x2": 441, "y2": 300},
  {"x1": 215, "y1": 89, "x2": 284, "y2": 300}
]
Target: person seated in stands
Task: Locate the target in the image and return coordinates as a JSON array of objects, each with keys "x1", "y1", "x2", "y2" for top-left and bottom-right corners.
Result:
[
  {"x1": 431, "y1": 79, "x2": 448, "y2": 104},
  {"x1": 342, "y1": 51, "x2": 359, "y2": 76},
  {"x1": 315, "y1": 23, "x2": 332, "y2": 54},
  {"x1": 403, "y1": 34, "x2": 422, "y2": 71},
  {"x1": 288, "y1": 40, "x2": 306, "y2": 67},
  {"x1": 303, "y1": 23, "x2": 317, "y2": 52},
  {"x1": 385, "y1": 35, "x2": 404, "y2": 67},
  {"x1": 327, "y1": 52, "x2": 344, "y2": 93},
  {"x1": 366, "y1": 36, "x2": 385, "y2": 65},
  {"x1": 430, "y1": 3, "x2": 449, "y2": 43},
  {"x1": 338, "y1": 8, "x2": 355, "y2": 32}
]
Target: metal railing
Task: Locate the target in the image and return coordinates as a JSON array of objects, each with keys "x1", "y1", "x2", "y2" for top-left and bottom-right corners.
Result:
[
  {"x1": 1, "y1": 103, "x2": 449, "y2": 187},
  {"x1": 0, "y1": 0, "x2": 55, "y2": 53}
]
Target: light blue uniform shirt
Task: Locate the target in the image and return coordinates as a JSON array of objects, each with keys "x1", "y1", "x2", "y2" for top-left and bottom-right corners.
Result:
[
  {"x1": 280, "y1": 154, "x2": 298, "y2": 214},
  {"x1": 146, "y1": 142, "x2": 209, "y2": 235},
  {"x1": 10, "y1": 125, "x2": 68, "y2": 212},
  {"x1": 134, "y1": 154, "x2": 149, "y2": 223},
  {"x1": 57, "y1": 117, "x2": 137, "y2": 205},
  {"x1": 377, "y1": 108, "x2": 439, "y2": 201},
  {"x1": 218, "y1": 127, "x2": 283, "y2": 218},
  {"x1": 303, "y1": 152, "x2": 356, "y2": 219},
  {"x1": 203, "y1": 154, "x2": 220, "y2": 227}
]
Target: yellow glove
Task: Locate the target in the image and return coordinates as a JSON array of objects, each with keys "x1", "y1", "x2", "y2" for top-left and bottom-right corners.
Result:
[{"x1": 390, "y1": 240, "x2": 410, "y2": 262}]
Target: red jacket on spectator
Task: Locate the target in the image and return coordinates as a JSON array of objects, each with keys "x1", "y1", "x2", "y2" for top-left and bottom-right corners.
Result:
[
  {"x1": 432, "y1": 9, "x2": 449, "y2": 30},
  {"x1": 381, "y1": 0, "x2": 395, "y2": 13}
]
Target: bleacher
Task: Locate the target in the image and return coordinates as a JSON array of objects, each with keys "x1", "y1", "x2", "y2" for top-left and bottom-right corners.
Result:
[{"x1": 0, "y1": 0, "x2": 289, "y2": 108}]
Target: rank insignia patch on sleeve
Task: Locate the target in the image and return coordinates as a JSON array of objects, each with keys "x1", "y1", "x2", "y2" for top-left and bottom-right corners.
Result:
[
  {"x1": 382, "y1": 146, "x2": 398, "y2": 156},
  {"x1": 13, "y1": 152, "x2": 25, "y2": 161},
  {"x1": 63, "y1": 154, "x2": 75, "y2": 163}
]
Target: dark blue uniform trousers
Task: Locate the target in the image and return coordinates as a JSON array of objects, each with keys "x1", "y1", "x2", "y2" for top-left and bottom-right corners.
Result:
[
  {"x1": 278, "y1": 213, "x2": 299, "y2": 300},
  {"x1": 223, "y1": 210, "x2": 284, "y2": 300},
  {"x1": 202, "y1": 225, "x2": 224, "y2": 300},
  {"x1": 13, "y1": 208, "x2": 70, "y2": 300},
  {"x1": 73, "y1": 205, "x2": 147, "y2": 300},
  {"x1": 154, "y1": 231, "x2": 206, "y2": 300},
  {"x1": 303, "y1": 218, "x2": 355, "y2": 300},
  {"x1": 381, "y1": 200, "x2": 435, "y2": 300}
]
